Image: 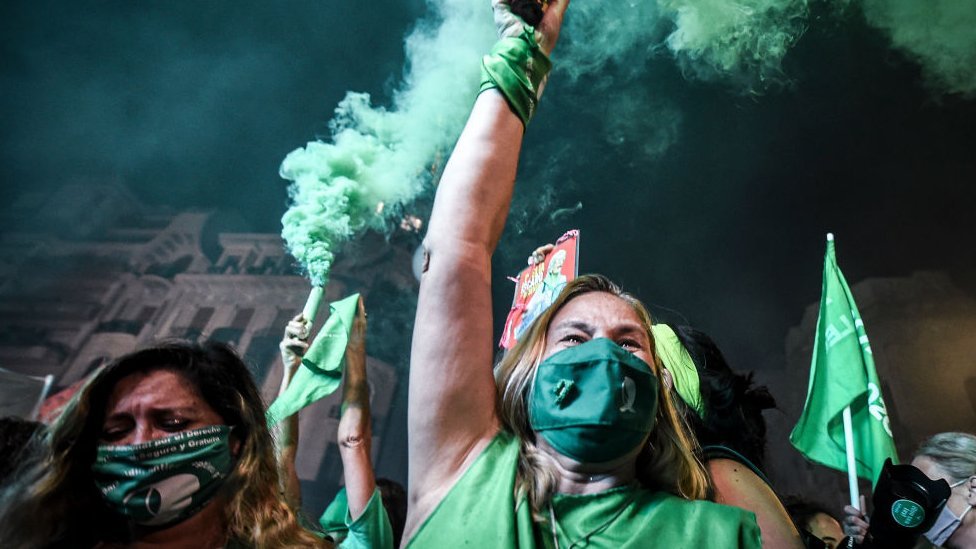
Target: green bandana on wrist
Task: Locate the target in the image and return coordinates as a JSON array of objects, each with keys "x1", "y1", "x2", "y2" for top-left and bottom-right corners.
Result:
[
  {"x1": 480, "y1": 29, "x2": 552, "y2": 126},
  {"x1": 650, "y1": 324, "x2": 705, "y2": 418},
  {"x1": 92, "y1": 425, "x2": 235, "y2": 527}
]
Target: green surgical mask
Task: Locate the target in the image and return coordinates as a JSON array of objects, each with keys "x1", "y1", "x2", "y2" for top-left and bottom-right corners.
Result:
[
  {"x1": 529, "y1": 338, "x2": 658, "y2": 463},
  {"x1": 92, "y1": 424, "x2": 235, "y2": 527}
]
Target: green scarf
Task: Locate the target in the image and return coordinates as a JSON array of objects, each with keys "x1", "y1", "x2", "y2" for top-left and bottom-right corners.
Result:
[{"x1": 650, "y1": 324, "x2": 705, "y2": 417}]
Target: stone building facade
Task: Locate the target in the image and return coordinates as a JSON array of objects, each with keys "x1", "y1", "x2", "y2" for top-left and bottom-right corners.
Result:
[{"x1": 0, "y1": 181, "x2": 417, "y2": 514}]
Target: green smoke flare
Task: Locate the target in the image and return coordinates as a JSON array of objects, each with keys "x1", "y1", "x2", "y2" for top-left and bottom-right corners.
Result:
[
  {"x1": 282, "y1": 0, "x2": 819, "y2": 286},
  {"x1": 280, "y1": 0, "x2": 495, "y2": 286}
]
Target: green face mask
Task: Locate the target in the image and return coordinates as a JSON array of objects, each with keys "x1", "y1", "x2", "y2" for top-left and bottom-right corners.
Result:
[
  {"x1": 529, "y1": 338, "x2": 658, "y2": 463},
  {"x1": 92, "y1": 424, "x2": 235, "y2": 527}
]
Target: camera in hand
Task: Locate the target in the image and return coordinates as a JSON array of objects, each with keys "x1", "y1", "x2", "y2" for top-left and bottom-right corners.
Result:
[{"x1": 856, "y1": 459, "x2": 951, "y2": 549}]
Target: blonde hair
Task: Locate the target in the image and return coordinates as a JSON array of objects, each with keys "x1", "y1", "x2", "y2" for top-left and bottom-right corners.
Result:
[
  {"x1": 494, "y1": 274, "x2": 709, "y2": 518},
  {"x1": 0, "y1": 341, "x2": 329, "y2": 549}
]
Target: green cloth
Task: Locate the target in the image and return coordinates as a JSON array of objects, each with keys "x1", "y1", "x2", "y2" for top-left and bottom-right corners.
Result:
[
  {"x1": 406, "y1": 430, "x2": 761, "y2": 548},
  {"x1": 266, "y1": 293, "x2": 361, "y2": 427},
  {"x1": 320, "y1": 486, "x2": 349, "y2": 535},
  {"x1": 320, "y1": 487, "x2": 395, "y2": 549},
  {"x1": 790, "y1": 235, "x2": 899, "y2": 483},
  {"x1": 650, "y1": 324, "x2": 705, "y2": 418},
  {"x1": 480, "y1": 29, "x2": 552, "y2": 127}
]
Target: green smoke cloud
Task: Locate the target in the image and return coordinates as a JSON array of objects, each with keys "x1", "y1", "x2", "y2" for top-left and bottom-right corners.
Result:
[
  {"x1": 659, "y1": 0, "x2": 809, "y2": 90},
  {"x1": 282, "y1": 0, "x2": 817, "y2": 285},
  {"x1": 557, "y1": 1, "x2": 663, "y2": 81},
  {"x1": 280, "y1": 1, "x2": 495, "y2": 286},
  {"x1": 859, "y1": 0, "x2": 976, "y2": 97},
  {"x1": 558, "y1": 0, "x2": 808, "y2": 90}
]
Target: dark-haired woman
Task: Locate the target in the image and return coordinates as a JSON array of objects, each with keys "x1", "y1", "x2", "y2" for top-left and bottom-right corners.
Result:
[
  {"x1": 653, "y1": 324, "x2": 807, "y2": 549},
  {"x1": 0, "y1": 340, "x2": 327, "y2": 548}
]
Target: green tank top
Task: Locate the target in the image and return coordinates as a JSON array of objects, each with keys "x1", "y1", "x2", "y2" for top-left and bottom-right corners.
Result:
[{"x1": 407, "y1": 431, "x2": 762, "y2": 548}]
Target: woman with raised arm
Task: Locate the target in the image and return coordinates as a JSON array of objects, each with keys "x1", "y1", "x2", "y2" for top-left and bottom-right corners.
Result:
[
  {"x1": 277, "y1": 298, "x2": 394, "y2": 548},
  {"x1": 404, "y1": 1, "x2": 762, "y2": 546}
]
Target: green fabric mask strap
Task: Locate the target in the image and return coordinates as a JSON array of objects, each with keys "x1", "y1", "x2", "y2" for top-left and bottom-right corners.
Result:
[
  {"x1": 480, "y1": 28, "x2": 552, "y2": 127},
  {"x1": 650, "y1": 324, "x2": 705, "y2": 418}
]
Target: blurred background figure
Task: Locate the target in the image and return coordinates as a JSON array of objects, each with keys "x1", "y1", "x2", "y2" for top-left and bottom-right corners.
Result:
[
  {"x1": 843, "y1": 432, "x2": 976, "y2": 549},
  {"x1": 784, "y1": 496, "x2": 845, "y2": 549}
]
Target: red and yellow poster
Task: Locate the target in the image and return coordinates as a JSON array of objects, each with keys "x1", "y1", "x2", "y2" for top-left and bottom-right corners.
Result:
[{"x1": 500, "y1": 230, "x2": 579, "y2": 349}]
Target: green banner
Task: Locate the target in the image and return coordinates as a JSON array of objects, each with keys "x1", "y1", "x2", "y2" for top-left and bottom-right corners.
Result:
[
  {"x1": 266, "y1": 292, "x2": 360, "y2": 427},
  {"x1": 790, "y1": 236, "x2": 898, "y2": 484}
]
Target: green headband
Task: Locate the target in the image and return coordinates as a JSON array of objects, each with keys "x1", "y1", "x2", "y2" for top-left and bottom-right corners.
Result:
[{"x1": 650, "y1": 324, "x2": 705, "y2": 418}]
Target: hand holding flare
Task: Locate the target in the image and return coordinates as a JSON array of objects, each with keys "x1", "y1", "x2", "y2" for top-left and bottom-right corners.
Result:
[{"x1": 266, "y1": 292, "x2": 361, "y2": 427}]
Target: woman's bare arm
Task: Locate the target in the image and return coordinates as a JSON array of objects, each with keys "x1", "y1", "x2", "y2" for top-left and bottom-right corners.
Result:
[
  {"x1": 337, "y1": 297, "x2": 376, "y2": 520},
  {"x1": 406, "y1": 0, "x2": 569, "y2": 533},
  {"x1": 708, "y1": 459, "x2": 805, "y2": 549},
  {"x1": 275, "y1": 315, "x2": 309, "y2": 509}
]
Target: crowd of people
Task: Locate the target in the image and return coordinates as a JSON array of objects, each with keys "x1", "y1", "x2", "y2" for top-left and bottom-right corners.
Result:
[{"x1": 1, "y1": 1, "x2": 973, "y2": 548}]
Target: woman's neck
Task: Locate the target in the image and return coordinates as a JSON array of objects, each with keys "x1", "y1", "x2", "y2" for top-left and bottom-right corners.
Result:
[
  {"x1": 948, "y1": 507, "x2": 975, "y2": 549},
  {"x1": 536, "y1": 437, "x2": 639, "y2": 496},
  {"x1": 126, "y1": 499, "x2": 228, "y2": 549}
]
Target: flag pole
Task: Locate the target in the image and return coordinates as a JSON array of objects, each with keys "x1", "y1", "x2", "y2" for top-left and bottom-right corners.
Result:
[{"x1": 843, "y1": 405, "x2": 861, "y2": 510}]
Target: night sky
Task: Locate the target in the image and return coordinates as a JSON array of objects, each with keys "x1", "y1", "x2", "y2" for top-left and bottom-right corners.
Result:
[{"x1": 2, "y1": 1, "x2": 975, "y2": 380}]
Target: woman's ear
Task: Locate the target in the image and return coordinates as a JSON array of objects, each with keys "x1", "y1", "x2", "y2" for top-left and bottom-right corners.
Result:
[
  {"x1": 230, "y1": 433, "x2": 242, "y2": 457},
  {"x1": 966, "y1": 476, "x2": 976, "y2": 506}
]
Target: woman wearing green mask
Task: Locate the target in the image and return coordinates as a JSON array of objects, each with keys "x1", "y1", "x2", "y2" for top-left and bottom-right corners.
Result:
[
  {"x1": 403, "y1": 0, "x2": 761, "y2": 546},
  {"x1": 0, "y1": 341, "x2": 328, "y2": 548}
]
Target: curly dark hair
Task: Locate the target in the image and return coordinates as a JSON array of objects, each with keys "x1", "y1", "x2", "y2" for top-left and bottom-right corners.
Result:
[
  {"x1": 669, "y1": 324, "x2": 777, "y2": 469},
  {"x1": 782, "y1": 495, "x2": 841, "y2": 530}
]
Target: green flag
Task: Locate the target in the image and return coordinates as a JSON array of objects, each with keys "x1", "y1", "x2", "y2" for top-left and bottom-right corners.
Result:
[
  {"x1": 790, "y1": 235, "x2": 898, "y2": 484},
  {"x1": 266, "y1": 292, "x2": 360, "y2": 427}
]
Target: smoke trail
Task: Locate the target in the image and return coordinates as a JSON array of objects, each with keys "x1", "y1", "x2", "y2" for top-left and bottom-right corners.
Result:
[
  {"x1": 557, "y1": 0, "x2": 809, "y2": 90},
  {"x1": 658, "y1": 0, "x2": 809, "y2": 90},
  {"x1": 557, "y1": 1, "x2": 664, "y2": 82},
  {"x1": 280, "y1": 1, "x2": 495, "y2": 286},
  {"x1": 859, "y1": 0, "x2": 976, "y2": 97},
  {"x1": 603, "y1": 88, "x2": 683, "y2": 160}
]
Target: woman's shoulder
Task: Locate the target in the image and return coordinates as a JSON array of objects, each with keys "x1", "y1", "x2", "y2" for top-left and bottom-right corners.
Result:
[
  {"x1": 639, "y1": 489, "x2": 758, "y2": 522},
  {"x1": 628, "y1": 489, "x2": 762, "y2": 548},
  {"x1": 403, "y1": 429, "x2": 519, "y2": 547},
  {"x1": 707, "y1": 457, "x2": 781, "y2": 509}
]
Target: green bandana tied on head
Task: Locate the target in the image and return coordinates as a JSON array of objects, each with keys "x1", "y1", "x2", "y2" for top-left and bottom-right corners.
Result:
[
  {"x1": 650, "y1": 324, "x2": 705, "y2": 418},
  {"x1": 92, "y1": 425, "x2": 234, "y2": 527}
]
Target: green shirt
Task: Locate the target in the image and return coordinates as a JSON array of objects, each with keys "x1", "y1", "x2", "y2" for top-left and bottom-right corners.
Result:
[
  {"x1": 321, "y1": 487, "x2": 395, "y2": 549},
  {"x1": 407, "y1": 431, "x2": 762, "y2": 548}
]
